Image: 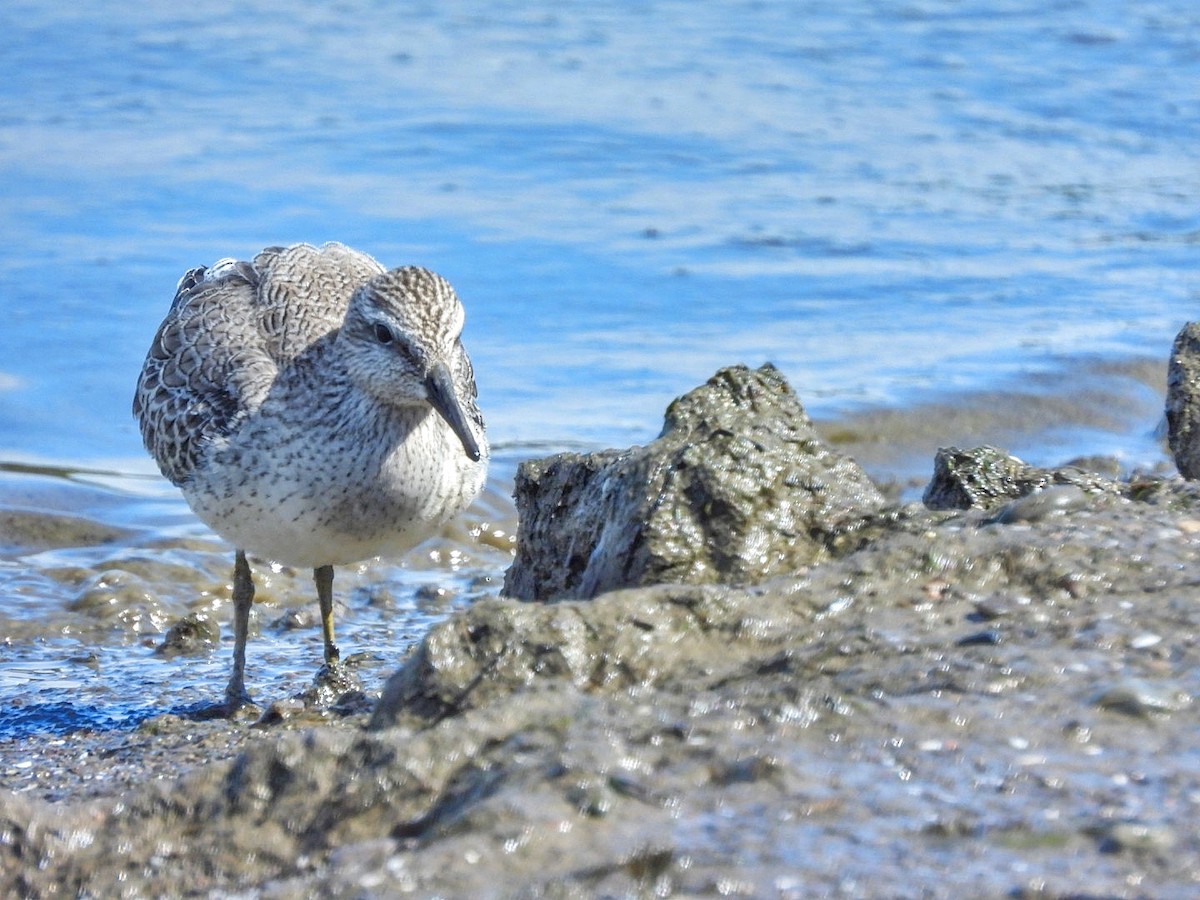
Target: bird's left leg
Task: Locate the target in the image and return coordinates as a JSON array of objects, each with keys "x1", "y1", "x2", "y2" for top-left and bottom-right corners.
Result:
[{"x1": 314, "y1": 564, "x2": 340, "y2": 667}]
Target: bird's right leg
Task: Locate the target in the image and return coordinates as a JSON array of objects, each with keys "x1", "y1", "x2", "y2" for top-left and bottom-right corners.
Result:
[
  {"x1": 223, "y1": 549, "x2": 255, "y2": 711},
  {"x1": 315, "y1": 564, "x2": 340, "y2": 667}
]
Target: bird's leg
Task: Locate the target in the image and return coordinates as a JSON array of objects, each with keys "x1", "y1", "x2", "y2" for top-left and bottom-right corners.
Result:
[
  {"x1": 315, "y1": 564, "x2": 340, "y2": 668},
  {"x1": 223, "y1": 549, "x2": 255, "y2": 711},
  {"x1": 309, "y1": 564, "x2": 363, "y2": 703}
]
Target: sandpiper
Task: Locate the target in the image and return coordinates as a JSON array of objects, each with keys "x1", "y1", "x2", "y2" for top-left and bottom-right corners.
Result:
[{"x1": 133, "y1": 242, "x2": 488, "y2": 713}]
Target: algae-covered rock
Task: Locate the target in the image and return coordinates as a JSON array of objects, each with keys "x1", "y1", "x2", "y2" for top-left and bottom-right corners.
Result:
[
  {"x1": 922, "y1": 445, "x2": 1120, "y2": 511},
  {"x1": 1167, "y1": 321, "x2": 1200, "y2": 479},
  {"x1": 504, "y1": 364, "x2": 885, "y2": 600}
]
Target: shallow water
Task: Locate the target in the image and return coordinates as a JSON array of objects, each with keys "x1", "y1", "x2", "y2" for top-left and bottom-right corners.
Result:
[
  {"x1": 0, "y1": 458, "x2": 516, "y2": 739},
  {"x1": 1, "y1": 1, "x2": 1197, "y2": 731}
]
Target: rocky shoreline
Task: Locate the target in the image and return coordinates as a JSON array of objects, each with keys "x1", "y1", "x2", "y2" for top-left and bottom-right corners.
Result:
[{"x1": 3, "y1": 359, "x2": 1200, "y2": 897}]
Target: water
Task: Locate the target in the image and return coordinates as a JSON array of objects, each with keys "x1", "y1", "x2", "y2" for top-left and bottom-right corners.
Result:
[{"x1": 1, "y1": 1, "x2": 1198, "y2": 729}]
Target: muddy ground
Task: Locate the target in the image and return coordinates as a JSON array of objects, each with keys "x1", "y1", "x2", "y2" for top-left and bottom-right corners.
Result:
[{"x1": 2, "y1": 358, "x2": 1198, "y2": 898}]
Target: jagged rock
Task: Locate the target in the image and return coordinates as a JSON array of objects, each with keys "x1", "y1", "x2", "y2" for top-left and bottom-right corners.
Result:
[
  {"x1": 1167, "y1": 322, "x2": 1200, "y2": 479},
  {"x1": 503, "y1": 364, "x2": 886, "y2": 600},
  {"x1": 922, "y1": 445, "x2": 1120, "y2": 511}
]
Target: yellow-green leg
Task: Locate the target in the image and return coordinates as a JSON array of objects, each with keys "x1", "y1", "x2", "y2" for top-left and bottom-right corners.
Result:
[
  {"x1": 224, "y1": 549, "x2": 255, "y2": 711},
  {"x1": 314, "y1": 564, "x2": 340, "y2": 666}
]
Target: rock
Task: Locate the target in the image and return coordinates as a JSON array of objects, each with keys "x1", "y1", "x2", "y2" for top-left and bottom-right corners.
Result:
[
  {"x1": 0, "y1": 508, "x2": 131, "y2": 552},
  {"x1": 503, "y1": 364, "x2": 886, "y2": 600},
  {"x1": 1096, "y1": 821, "x2": 1178, "y2": 855},
  {"x1": 154, "y1": 612, "x2": 220, "y2": 656},
  {"x1": 990, "y1": 484, "x2": 1089, "y2": 524},
  {"x1": 1090, "y1": 678, "x2": 1191, "y2": 718},
  {"x1": 1167, "y1": 321, "x2": 1200, "y2": 478},
  {"x1": 922, "y1": 446, "x2": 1119, "y2": 511},
  {"x1": 369, "y1": 582, "x2": 820, "y2": 728},
  {"x1": 1061, "y1": 454, "x2": 1123, "y2": 479}
]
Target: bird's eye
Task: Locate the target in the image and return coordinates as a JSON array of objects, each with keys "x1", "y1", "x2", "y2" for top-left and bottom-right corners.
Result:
[{"x1": 373, "y1": 323, "x2": 394, "y2": 345}]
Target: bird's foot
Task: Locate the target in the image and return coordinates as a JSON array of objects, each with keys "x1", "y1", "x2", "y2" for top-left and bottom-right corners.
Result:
[
  {"x1": 187, "y1": 677, "x2": 258, "y2": 720},
  {"x1": 313, "y1": 657, "x2": 362, "y2": 693},
  {"x1": 324, "y1": 641, "x2": 341, "y2": 668},
  {"x1": 189, "y1": 694, "x2": 259, "y2": 721},
  {"x1": 295, "y1": 657, "x2": 365, "y2": 711}
]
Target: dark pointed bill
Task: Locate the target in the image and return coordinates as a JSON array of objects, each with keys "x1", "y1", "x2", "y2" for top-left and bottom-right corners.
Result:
[{"x1": 424, "y1": 362, "x2": 482, "y2": 462}]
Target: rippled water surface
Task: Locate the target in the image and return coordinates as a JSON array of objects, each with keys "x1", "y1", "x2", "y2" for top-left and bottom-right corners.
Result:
[{"x1": 1, "y1": 1, "x2": 1198, "y2": 729}]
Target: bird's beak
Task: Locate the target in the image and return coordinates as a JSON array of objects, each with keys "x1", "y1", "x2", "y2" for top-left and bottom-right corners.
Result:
[{"x1": 424, "y1": 362, "x2": 482, "y2": 462}]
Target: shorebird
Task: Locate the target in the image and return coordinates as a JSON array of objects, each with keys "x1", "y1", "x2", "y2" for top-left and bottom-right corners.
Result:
[{"x1": 133, "y1": 242, "x2": 487, "y2": 713}]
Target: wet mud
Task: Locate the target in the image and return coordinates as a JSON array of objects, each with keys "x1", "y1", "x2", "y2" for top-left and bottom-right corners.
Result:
[{"x1": 2, "y1": 358, "x2": 1196, "y2": 898}]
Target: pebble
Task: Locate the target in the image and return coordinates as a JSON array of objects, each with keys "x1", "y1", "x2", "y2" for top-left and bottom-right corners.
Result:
[
  {"x1": 1097, "y1": 821, "x2": 1177, "y2": 854},
  {"x1": 971, "y1": 597, "x2": 1011, "y2": 621},
  {"x1": 1091, "y1": 678, "x2": 1190, "y2": 717},
  {"x1": 956, "y1": 628, "x2": 1002, "y2": 647},
  {"x1": 990, "y1": 485, "x2": 1089, "y2": 525},
  {"x1": 254, "y1": 698, "x2": 306, "y2": 727},
  {"x1": 155, "y1": 613, "x2": 220, "y2": 657}
]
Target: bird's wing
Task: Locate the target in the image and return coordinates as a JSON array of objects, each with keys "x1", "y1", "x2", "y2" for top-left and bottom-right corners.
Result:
[
  {"x1": 251, "y1": 242, "x2": 385, "y2": 361},
  {"x1": 134, "y1": 259, "x2": 269, "y2": 485},
  {"x1": 133, "y1": 243, "x2": 385, "y2": 485}
]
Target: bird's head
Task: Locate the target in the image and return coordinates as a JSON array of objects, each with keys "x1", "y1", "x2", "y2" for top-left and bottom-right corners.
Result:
[{"x1": 340, "y1": 266, "x2": 483, "y2": 462}]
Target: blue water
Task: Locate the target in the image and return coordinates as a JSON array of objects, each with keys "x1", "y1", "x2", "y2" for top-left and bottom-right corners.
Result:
[
  {"x1": 0, "y1": 0, "x2": 1196, "y2": 467},
  {"x1": 0, "y1": 2, "x2": 1198, "y2": 734}
]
